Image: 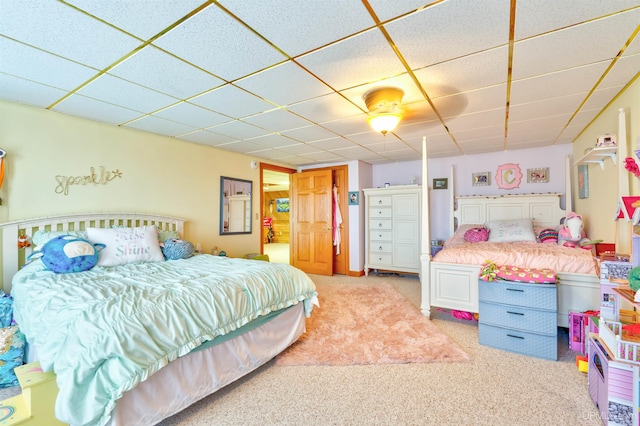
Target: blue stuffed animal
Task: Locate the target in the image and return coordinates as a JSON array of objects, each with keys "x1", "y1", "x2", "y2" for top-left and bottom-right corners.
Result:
[{"x1": 28, "y1": 235, "x2": 105, "y2": 273}]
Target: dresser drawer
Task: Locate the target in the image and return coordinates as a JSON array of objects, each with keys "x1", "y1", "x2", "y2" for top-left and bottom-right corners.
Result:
[
  {"x1": 369, "y1": 207, "x2": 392, "y2": 218},
  {"x1": 369, "y1": 253, "x2": 392, "y2": 265},
  {"x1": 370, "y1": 242, "x2": 392, "y2": 253},
  {"x1": 479, "y1": 323, "x2": 557, "y2": 360},
  {"x1": 369, "y1": 195, "x2": 392, "y2": 206},
  {"x1": 478, "y1": 280, "x2": 557, "y2": 311},
  {"x1": 370, "y1": 230, "x2": 392, "y2": 241},
  {"x1": 479, "y1": 301, "x2": 556, "y2": 335},
  {"x1": 370, "y1": 220, "x2": 392, "y2": 230}
]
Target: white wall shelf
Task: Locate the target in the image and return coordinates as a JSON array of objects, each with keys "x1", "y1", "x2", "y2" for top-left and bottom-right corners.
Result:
[{"x1": 574, "y1": 146, "x2": 617, "y2": 170}]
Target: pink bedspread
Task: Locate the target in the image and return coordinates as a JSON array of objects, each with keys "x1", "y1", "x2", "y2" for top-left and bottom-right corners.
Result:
[{"x1": 433, "y1": 240, "x2": 597, "y2": 275}]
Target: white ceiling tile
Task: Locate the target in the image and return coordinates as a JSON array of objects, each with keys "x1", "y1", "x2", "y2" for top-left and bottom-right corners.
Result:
[
  {"x1": 447, "y1": 108, "x2": 506, "y2": 133},
  {"x1": 288, "y1": 93, "x2": 364, "y2": 123},
  {"x1": 235, "y1": 62, "x2": 332, "y2": 106},
  {"x1": 274, "y1": 144, "x2": 323, "y2": 156},
  {"x1": 154, "y1": 102, "x2": 230, "y2": 129},
  {"x1": 53, "y1": 93, "x2": 144, "y2": 125},
  {"x1": 385, "y1": 0, "x2": 511, "y2": 69},
  {"x1": 110, "y1": 46, "x2": 225, "y2": 99},
  {"x1": 242, "y1": 109, "x2": 312, "y2": 133},
  {"x1": 510, "y1": 63, "x2": 608, "y2": 105},
  {"x1": 0, "y1": 37, "x2": 98, "y2": 91},
  {"x1": 454, "y1": 125, "x2": 506, "y2": 143},
  {"x1": 67, "y1": 0, "x2": 204, "y2": 40},
  {"x1": 447, "y1": 85, "x2": 507, "y2": 118},
  {"x1": 309, "y1": 138, "x2": 360, "y2": 151},
  {"x1": 299, "y1": 151, "x2": 345, "y2": 162},
  {"x1": 1, "y1": 1, "x2": 140, "y2": 68},
  {"x1": 177, "y1": 130, "x2": 236, "y2": 146},
  {"x1": 512, "y1": 9, "x2": 640, "y2": 79},
  {"x1": 599, "y1": 54, "x2": 640, "y2": 89},
  {"x1": 509, "y1": 93, "x2": 586, "y2": 122},
  {"x1": 0, "y1": 74, "x2": 67, "y2": 108},
  {"x1": 246, "y1": 134, "x2": 300, "y2": 149},
  {"x1": 319, "y1": 115, "x2": 372, "y2": 135},
  {"x1": 368, "y1": 0, "x2": 437, "y2": 22},
  {"x1": 206, "y1": 121, "x2": 269, "y2": 140},
  {"x1": 514, "y1": 1, "x2": 640, "y2": 39},
  {"x1": 154, "y1": 5, "x2": 286, "y2": 81},
  {"x1": 215, "y1": 141, "x2": 264, "y2": 153},
  {"x1": 280, "y1": 126, "x2": 339, "y2": 143},
  {"x1": 296, "y1": 29, "x2": 407, "y2": 91},
  {"x1": 125, "y1": 115, "x2": 198, "y2": 136},
  {"x1": 413, "y1": 47, "x2": 509, "y2": 94},
  {"x1": 190, "y1": 85, "x2": 275, "y2": 119},
  {"x1": 77, "y1": 74, "x2": 179, "y2": 113},
  {"x1": 219, "y1": 0, "x2": 372, "y2": 57}
]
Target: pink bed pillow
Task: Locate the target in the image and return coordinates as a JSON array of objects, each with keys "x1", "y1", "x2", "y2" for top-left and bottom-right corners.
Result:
[{"x1": 464, "y1": 227, "x2": 489, "y2": 243}]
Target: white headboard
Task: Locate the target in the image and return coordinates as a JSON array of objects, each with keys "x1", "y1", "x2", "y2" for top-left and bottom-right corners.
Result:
[
  {"x1": 453, "y1": 193, "x2": 565, "y2": 233},
  {"x1": 0, "y1": 212, "x2": 186, "y2": 292}
]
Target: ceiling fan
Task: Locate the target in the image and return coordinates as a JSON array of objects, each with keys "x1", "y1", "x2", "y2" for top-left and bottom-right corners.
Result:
[{"x1": 362, "y1": 84, "x2": 470, "y2": 135}]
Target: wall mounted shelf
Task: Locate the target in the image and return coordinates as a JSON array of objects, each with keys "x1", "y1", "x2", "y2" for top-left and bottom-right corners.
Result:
[{"x1": 574, "y1": 146, "x2": 617, "y2": 170}]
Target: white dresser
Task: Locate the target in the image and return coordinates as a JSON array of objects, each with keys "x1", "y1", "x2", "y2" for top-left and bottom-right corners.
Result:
[{"x1": 363, "y1": 185, "x2": 421, "y2": 276}]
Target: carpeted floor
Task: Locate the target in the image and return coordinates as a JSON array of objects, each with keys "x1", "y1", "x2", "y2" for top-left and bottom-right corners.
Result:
[
  {"x1": 158, "y1": 273, "x2": 602, "y2": 425},
  {"x1": 275, "y1": 282, "x2": 469, "y2": 366}
]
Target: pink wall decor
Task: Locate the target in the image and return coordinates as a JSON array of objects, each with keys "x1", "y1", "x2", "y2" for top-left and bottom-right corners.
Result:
[{"x1": 496, "y1": 163, "x2": 522, "y2": 189}]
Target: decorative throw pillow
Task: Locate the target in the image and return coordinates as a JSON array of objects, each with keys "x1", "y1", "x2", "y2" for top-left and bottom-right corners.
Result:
[
  {"x1": 87, "y1": 226, "x2": 165, "y2": 267},
  {"x1": 0, "y1": 326, "x2": 26, "y2": 388},
  {"x1": 537, "y1": 228, "x2": 558, "y2": 244},
  {"x1": 31, "y1": 230, "x2": 88, "y2": 249},
  {"x1": 485, "y1": 219, "x2": 536, "y2": 243},
  {"x1": 28, "y1": 235, "x2": 104, "y2": 273},
  {"x1": 463, "y1": 227, "x2": 489, "y2": 243},
  {"x1": 162, "y1": 239, "x2": 194, "y2": 260}
]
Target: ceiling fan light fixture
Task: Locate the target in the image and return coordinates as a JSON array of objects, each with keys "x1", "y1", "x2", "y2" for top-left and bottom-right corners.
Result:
[{"x1": 367, "y1": 112, "x2": 403, "y2": 135}]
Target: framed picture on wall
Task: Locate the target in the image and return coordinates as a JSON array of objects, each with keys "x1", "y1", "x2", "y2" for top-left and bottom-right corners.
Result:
[
  {"x1": 527, "y1": 167, "x2": 549, "y2": 183},
  {"x1": 348, "y1": 191, "x2": 359, "y2": 205},
  {"x1": 433, "y1": 178, "x2": 448, "y2": 190},
  {"x1": 578, "y1": 165, "x2": 589, "y2": 199},
  {"x1": 276, "y1": 198, "x2": 290, "y2": 212},
  {"x1": 472, "y1": 172, "x2": 491, "y2": 186}
]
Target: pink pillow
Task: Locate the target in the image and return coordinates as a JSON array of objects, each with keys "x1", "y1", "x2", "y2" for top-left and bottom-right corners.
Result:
[{"x1": 464, "y1": 227, "x2": 489, "y2": 243}]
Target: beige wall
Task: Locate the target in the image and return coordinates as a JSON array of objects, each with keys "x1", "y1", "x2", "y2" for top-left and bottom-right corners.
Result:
[
  {"x1": 572, "y1": 77, "x2": 640, "y2": 253},
  {"x1": 0, "y1": 99, "x2": 274, "y2": 258}
]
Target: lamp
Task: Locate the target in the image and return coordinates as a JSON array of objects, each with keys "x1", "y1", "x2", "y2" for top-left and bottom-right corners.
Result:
[
  {"x1": 367, "y1": 113, "x2": 402, "y2": 135},
  {"x1": 363, "y1": 87, "x2": 404, "y2": 135}
]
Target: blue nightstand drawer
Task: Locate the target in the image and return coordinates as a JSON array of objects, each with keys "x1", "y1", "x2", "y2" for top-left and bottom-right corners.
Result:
[
  {"x1": 479, "y1": 323, "x2": 557, "y2": 360},
  {"x1": 479, "y1": 279, "x2": 557, "y2": 310},
  {"x1": 479, "y1": 301, "x2": 556, "y2": 335}
]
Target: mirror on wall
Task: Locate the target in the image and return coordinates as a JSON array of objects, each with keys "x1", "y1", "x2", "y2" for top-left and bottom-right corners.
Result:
[{"x1": 220, "y1": 176, "x2": 252, "y2": 235}]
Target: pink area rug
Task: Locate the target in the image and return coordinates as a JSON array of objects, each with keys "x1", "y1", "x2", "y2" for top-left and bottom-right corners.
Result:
[{"x1": 275, "y1": 282, "x2": 470, "y2": 366}]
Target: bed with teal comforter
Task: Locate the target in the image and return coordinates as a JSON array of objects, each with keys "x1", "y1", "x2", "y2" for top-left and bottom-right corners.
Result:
[{"x1": 11, "y1": 254, "x2": 318, "y2": 426}]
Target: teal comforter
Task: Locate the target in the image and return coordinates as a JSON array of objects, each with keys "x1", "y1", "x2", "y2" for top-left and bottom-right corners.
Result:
[{"x1": 11, "y1": 254, "x2": 317, "y2": 426}]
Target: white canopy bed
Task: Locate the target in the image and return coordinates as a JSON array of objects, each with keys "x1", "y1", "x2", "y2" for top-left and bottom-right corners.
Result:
[{"x1": 419, "y1": 140, "x2": 601, "y2": 328}]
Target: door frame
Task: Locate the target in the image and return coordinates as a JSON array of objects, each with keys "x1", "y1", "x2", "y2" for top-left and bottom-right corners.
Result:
[{"x1": 259, "y1": 163, "x2": 296, "y2": 256}]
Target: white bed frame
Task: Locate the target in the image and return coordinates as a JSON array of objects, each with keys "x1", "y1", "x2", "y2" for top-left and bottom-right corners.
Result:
[
  {"x1": 419, "y1": 145, "x2": 600, "y2": 328},
  {"x1": 0, "y1": 212, "x2": 306, "y2": 425}
]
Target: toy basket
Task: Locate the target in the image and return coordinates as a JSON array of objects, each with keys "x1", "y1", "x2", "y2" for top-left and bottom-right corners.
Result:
[{"x1": 600, "y1": 319, "x2": 640, "y2": 364}]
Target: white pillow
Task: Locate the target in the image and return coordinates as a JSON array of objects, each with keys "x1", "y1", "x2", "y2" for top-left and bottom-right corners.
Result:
[
  {"x1": 86, "y1": 226, "x2": 165, "y2": 267},
  {"x1": 486, "y1": 219, "x2": 536, "y2": 243}
]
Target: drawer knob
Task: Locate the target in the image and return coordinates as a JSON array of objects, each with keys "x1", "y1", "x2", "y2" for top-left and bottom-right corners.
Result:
[
  {"x1": 378, "y1": 223, "x2": 383, "y2": 228},
  {"x1": 378, "y1": 200, "x2": 382, "y2": 204},
  {"x1": 507, "y1": 311, "x2": 524, "y2": 316},
  {"x1": 379, "y1": 234, "x2": 383, "y2": 238},
  {"x1": 506, "y1": 288, "x2": 524, "y2": 292},
  {"x1": 379, "y1": 246, "x2": 383, "y2": 251}
]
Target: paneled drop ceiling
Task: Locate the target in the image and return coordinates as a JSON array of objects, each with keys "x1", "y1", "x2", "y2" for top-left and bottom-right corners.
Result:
[{"x1": 1, "y1": 1, "x2": 639, "y2": 166}]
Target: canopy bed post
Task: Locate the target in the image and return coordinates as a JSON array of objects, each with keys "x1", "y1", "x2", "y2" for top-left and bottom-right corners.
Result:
[
  {"x1": 420, "y1": 136, "x2": 432, "y2": 317},
  {"x1": 565, "y1": 155, "x2": 572, "y2": 214},
  {"x1": 449, "y1": 165, "x2": 456, "y2": 235}
]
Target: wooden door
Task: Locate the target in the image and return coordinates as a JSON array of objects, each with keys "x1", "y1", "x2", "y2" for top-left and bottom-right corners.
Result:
[{"x1": 291, "y1": 169, "x2": 333, "y2": 275}]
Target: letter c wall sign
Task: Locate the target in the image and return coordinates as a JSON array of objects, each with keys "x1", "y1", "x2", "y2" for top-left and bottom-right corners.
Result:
[{"x1": 496, "y1": 163, "x2": 522, "y2": 190}]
